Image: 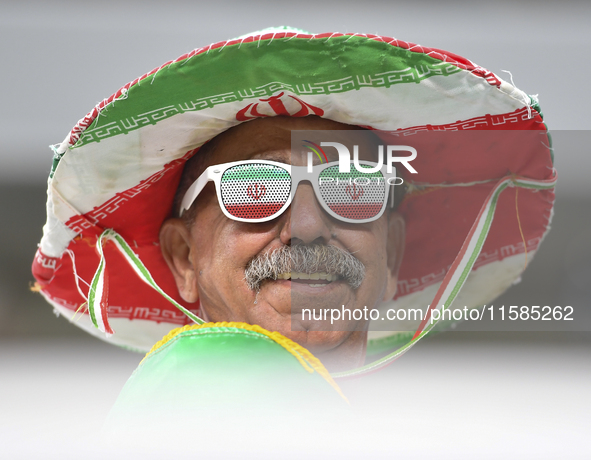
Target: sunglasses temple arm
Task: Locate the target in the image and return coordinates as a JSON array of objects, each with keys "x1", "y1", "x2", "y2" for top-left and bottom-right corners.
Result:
[
  {"x1": 389, "y1": 182, "x2": 396, "y2": 208},
  {"x1": 179, "y1": 168, "x2": 214, "y2": 216}
]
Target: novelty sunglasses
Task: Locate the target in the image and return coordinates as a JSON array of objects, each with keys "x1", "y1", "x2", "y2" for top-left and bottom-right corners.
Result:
[{"x1": 179, "y1": 160, "x2": 400, "y2": 224}]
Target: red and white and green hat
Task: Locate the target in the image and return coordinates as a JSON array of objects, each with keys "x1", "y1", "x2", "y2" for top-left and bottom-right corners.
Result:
[{"x1": 32, "y1": 27, "x2": 556, "y2": 369}]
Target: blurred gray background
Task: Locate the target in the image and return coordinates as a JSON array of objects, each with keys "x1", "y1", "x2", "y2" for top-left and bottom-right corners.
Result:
[{"x1": 1, "y1": 0, "x2": 589, "y2": 458}]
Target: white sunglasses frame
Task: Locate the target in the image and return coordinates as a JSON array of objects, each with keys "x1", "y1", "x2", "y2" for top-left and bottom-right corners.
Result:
[{"x1": 179, "y1": 159, "x2": 399, "y2": 224}]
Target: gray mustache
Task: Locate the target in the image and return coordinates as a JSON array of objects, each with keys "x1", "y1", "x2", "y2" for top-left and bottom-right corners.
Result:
[{"x1": 244, "y1": 244, "x2": 365, "y2": 291}]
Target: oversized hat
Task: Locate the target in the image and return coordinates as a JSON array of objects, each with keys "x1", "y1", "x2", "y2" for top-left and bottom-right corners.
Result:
[{"x1": 32, "y1": 27, "x2": 555, "y2": 373}]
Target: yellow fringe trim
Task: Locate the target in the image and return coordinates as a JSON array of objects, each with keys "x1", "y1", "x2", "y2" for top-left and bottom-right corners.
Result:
[{"x1": 142, "y1": 321, "x2": 348, "y2": 403}]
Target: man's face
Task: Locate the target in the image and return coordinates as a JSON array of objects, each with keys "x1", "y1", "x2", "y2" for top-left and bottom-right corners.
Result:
[{"x1": 160, "y1": 116, "x2": 404, "y2": 371}]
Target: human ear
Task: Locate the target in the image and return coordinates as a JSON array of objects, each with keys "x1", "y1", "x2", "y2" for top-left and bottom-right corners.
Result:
[
  {"x1": 383, "y1": 211, "x2": 405, "y2": 301},
  {"x1": 159, "y1": 218, "x2": 199, "y2": 303}
]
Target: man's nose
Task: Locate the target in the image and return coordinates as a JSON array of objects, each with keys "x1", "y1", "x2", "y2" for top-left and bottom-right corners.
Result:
[{"x1": 279, "y1": 182, "x2": 333, "y2": 245}]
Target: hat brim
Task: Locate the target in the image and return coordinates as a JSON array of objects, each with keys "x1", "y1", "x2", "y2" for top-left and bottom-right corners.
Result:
[{"x1": 32, "y1": 30, "x2": 555, "y2": 351}]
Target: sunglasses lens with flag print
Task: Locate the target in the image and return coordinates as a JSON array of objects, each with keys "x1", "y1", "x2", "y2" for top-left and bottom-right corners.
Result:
[
  {"x1": 180, "y1": 160, "x2": 395, "y2": 224},
  {"x1": 220, "y1": 163, "x2": 291, "y2": 219},
  {"x1": 317, "y1": 164, "x2": 388, "y2": 221}
]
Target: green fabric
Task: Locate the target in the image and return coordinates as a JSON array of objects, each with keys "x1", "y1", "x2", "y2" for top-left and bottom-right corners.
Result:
[
  {"x1": 74, "y1": 35, "x2": 461, "y2": 149},
  {"x1": 105, "y1": 326, "x2": 347, "y2": 436}
]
